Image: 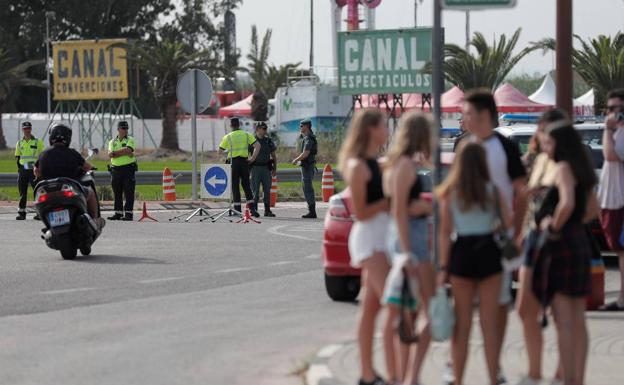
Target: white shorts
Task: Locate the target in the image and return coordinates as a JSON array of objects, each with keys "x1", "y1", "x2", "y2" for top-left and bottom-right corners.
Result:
[{"x1": 348, "y1": 212, "x2": 390, "y2": 268}]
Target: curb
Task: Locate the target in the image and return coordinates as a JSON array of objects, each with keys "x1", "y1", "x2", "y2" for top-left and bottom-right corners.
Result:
[{"x1": 306, "y1": 343, "x2": 347, "y2": 385}]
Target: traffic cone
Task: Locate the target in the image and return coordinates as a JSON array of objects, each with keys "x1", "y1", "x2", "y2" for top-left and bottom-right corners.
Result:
[
  {"x1": 236, "y1": 203, "x2": 261, "y2": 224},
  {"x1": 270, "y1": 174, "x2": 278, "y2": 208},
  {"x1": 138, "y1": 202, "x2": 157, "y2": 222},
  {"x1": 321, "y1": 164, "x2": 335, "y2": 202},
  {"x1": 163, "y1": 167, "x2": 176, "y2": 201}
]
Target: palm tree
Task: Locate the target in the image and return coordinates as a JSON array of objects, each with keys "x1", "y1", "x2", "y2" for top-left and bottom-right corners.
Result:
[
  {"x1": 441, "y1": 29, "x2": 540, "y2": 91},
  {"x1": 534, "y1": 33, "x2": 624, "y2": 113},
  {"x1": 0, "y1": 49, "x2": 43, "y2": 150},
  {"x1": 245, "y1": 25, "x2": 272, "y2": 95},
  {"x1": 122, "y1": 39, "x2": 219, "y2": 150},
  {"x1": 265, "y1": 62, "x2": 301, "y2": 98}
]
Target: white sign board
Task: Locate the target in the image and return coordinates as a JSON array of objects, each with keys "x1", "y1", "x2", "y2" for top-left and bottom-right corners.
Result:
[{"x1": 200, "y1": 164, "x2": 231, "y2": 199}]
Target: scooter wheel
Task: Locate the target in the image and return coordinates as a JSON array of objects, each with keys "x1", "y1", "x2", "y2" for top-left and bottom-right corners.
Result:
[
  {"x1": 80, "y1": 246, "x2": 92, "y2": 256},
  {"x1": 60, "y1": 246, "x2": 77, "y2": 260}
]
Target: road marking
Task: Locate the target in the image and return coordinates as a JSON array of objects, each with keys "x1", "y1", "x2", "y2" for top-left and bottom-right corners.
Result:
[
  {"x1": 268, "y1": 260, "x2": 297, "y2": 266},
  {"x1": 266, "y1": 225, "x2": 319, "y2": 241},
  {"x1": 289, "y1": 228, "x2": 324, "y2": 232},
  {"x1": 304, "y1": 254, "x2": 321, "y2": 260},
  {"x1": 139, "y1": 276, "x2": 185, "y2": 284},
  {"x1": 214, "y1": 267, "x2": 252, "y2": 274},
  {"x1": 306, "y1": 364, "x2": 333, "y2": 385},
  {"x1": 41, "y1": 287, "x2": 95, "y2": 295},
  {"x1": 316, "y1": 344, "x2": 343, "y2": 358}
]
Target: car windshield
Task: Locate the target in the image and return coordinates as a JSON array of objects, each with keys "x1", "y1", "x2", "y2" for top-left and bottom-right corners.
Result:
[{"x1": 509, "y1": 128, "x2": 604, "y2": 154}]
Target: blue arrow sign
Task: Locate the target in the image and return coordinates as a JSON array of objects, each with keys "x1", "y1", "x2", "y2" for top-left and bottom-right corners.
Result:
[{"x1": 203, "y1": 166, "x2": 228, "y2": 196}]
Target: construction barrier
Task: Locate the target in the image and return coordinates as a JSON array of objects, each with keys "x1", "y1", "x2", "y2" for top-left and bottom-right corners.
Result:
[
  {"x1": 162, "y1": 167, "x2": 176, "y2": 201},
  {"x1": 321, "y1": 164, "x2": 335, "y2": 202},
  {"x1": 586, "y1": 257, "x2": 605, "y2": 310},
  {"x1": 270, "y1": 174, "x2": 278, "y2": 207}
]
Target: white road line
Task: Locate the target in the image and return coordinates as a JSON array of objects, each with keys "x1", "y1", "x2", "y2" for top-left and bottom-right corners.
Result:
[
  {"x1": 138, "y1": 276, "x2": 185, "y2": 284},
  {"x1": 316, "y1": 344, "x2": 343, "y2": 358},
  {"x1": 266, "y1": 225, "x2": 319, "y2": 241},
  {"x1": 306, "y1": 364, "x2": 333, "y2": 385},
  {"x1": 288, "y1": 228, "x2": 324, "y2": 232},
  {"x1": 41, "y1": 287, "x2": 95, "y2": 295},
  {"x1": 304, "y1": 254, "x2": 321, "y2": 260},
  {"x1": 214, "y1": 267, "x2": 252, "y2": 274},
  {"x1": 268, "y1": 261, "x2": 297, "y2": 266}
]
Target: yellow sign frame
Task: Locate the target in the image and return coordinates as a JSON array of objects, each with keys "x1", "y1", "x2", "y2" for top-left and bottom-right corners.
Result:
[{"x1": 52, "y1": 39, "x2": 128, "y2": 101}]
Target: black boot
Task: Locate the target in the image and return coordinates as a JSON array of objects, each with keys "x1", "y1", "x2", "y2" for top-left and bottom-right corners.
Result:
[
  {"x1": 302, "y1": 206, "x2": 317, "y2": 219},
  {"x1": 122, "y1": 213, "x2": 134, "y2": 221},
  {"x1": 108, "y1": 213, "x2": 123, "y2": 220},
  {"x1": 264, "y1": 207, "x2": 276, "y2": 217},
  {"x1": 16, "y1": 212, "x2": 26, "y2": 220}
]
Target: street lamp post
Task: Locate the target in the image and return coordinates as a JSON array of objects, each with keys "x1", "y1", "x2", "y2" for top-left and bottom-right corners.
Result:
[
  {"x1": 556, "y1": 0, "x2": 573, "y2": 116},
  {"x1": 45, "y1": 11, "x2": 55, "y2": 118}
]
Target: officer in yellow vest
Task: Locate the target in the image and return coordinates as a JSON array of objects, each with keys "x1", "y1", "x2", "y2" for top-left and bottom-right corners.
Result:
[
  {"x1": 107, "y1": 121, "x2": 137, "y2": 221},
  {"x1": 15, "y1": 121, "x2": 45, "y2": 220},
  {"x1": 219, "y1": 117, "x2": 260, "y2": 214}
]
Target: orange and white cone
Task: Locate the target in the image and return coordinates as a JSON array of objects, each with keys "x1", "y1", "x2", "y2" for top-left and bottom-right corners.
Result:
[
  {"x1": 163, "y1": 167, "x2": 176, "y2": 201},
  {"x1": 270, "y1": 174, "x2": 278, "y2": 208},
  {"x1": 322, "y1": 164, "x2": 335, "y2": 202}
]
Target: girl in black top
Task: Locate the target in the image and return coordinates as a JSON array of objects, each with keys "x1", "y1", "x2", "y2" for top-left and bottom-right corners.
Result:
[
  {"x1": 339, "y1": 109, "x2": 391, "y2": 385},
  {"x1": 534, "y1": 121, "x2": 598, "y2": 385}
]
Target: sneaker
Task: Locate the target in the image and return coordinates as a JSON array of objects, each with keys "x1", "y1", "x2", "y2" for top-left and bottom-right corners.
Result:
[
  {"x1": 107, "y1": 213, "x2": 123, "y2": 220},
  {"x1": 497, "y1": 369, "x2": 508, "y2": 385},
  {"x1": 358, "y1": 376, "x2": 387, "y2": 385},
  {"x1": 264, "y1": 211, "x2": 276, "y2": 217},
  {"x1": 16, "y1": 213, "x2": 26, "y2": 220},
  {"x1": 33, "y1": 214, "x2": 41, "y2": 221},
  {"x1": 516, "y1": 377, "x2": 540, "y2": 385},
  {"x1": 441, "y1": 361, "x2": 454, "y2": 385}
]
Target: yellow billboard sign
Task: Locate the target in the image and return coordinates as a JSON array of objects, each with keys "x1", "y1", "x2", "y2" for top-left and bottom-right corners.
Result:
[{"x1": 53, "y1": 39, "x2": 128, "y2": 100}]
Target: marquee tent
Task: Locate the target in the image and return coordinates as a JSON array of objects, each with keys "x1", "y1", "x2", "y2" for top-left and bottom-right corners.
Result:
[
  {"x1": 494, "y1": 83, "x2": 552, "y2": 113},
  {"x1": 218, "y1": 94, "x2": 253, "y2": 117},
  {"x1": 528, "y1": 73, "x2": 557, "y2": 105}
]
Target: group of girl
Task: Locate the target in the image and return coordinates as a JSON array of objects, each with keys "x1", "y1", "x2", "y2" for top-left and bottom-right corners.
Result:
[{"x1": 339, "y1": 106, "x2": 597, "y2": 385}]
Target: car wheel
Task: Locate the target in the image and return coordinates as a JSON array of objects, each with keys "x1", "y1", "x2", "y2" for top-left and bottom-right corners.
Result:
[{"x1": 324, "y1": 274, "x2": 360, "y2": 302}]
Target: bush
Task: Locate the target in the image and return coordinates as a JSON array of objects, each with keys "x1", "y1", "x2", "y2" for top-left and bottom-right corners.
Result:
[{"x1": 96, "y1": 185, "x2": 113, "y2": 201}]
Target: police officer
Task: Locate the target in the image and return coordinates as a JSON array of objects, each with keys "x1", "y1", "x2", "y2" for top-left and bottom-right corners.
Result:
[
  {"x1": 291, "y1": 119, "x2": 318, "y2": 219},
  {"x1": 107, "y1": 121, "x2": 137, "y2": 221},
  {"x1": 15, "y1": 121, "x2": 44, "y2": 220},
  {"x1": 219, "y1": 117, "x2": 260, "y2": 214},
  {"x1": 250, "y1": 122, "x2": 277, "y2": 218}
]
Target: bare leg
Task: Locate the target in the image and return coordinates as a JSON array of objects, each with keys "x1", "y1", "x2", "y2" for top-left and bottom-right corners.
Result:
[
  {"x1": 495, "y1": 304, "x2": 509, "y2": 378},
  {"x1": 552, "y1": 293, "x2": 588, "y2": 385},
  {"x1": 516, "y1": 266, "x2": 543, "y2": 380},
  {"x1": 358, "y1": 253, "x2": 390, "y2": 382},
  {"x1": 86, "y1": 189, "x2": 99, "y2": 219},
  {"x1": 477, "y1": 273, "x2": 503, "y2": 385},
  {"x1": 384, "y1": 305, "x2": 400, "y2": 383},
  {"x1": 450, "y1": 276, "x2": 478, "y2": 385},
  {"x1": 406, "y1": 261, "x2": 435, "y2": 385}
]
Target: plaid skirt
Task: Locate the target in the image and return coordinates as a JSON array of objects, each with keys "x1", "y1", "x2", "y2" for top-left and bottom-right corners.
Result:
[{"x1": 532, "y1": 221, "x2": 591, "y2": 307}]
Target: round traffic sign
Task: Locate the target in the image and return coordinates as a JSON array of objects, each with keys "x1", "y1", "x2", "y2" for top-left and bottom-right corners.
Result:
[
  {"x1": 177, "y1": 69, "x2": 213, "y2": 114},
  {"x1": 203, "y1": 166, "x2": 228, "y2": 197}
]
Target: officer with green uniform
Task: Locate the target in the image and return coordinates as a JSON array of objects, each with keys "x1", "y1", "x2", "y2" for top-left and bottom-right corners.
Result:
[
  {"x1": 219, "y1": 117, "x2": 260, "y2": 214},
  {"x1": 107, "y1": 121, "x2": 137, "y2": 221},
  {"x1": 292, "y1": 119, "x2": 318, "y2": 219},
  {"x1": 15, "y1": 121, "x2": 45, "y2": 220},
  {"x1": 250, "y1": 122, "x2": 277, "y2": 217}
]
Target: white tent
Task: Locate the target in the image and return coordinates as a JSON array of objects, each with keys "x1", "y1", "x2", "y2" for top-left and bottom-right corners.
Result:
[
  {"x1": 574, "y1": 89, "x2": 595, "y2": 116},
  {"x1": 529, "y1": 73, "x2": 557, "y2": 105}
]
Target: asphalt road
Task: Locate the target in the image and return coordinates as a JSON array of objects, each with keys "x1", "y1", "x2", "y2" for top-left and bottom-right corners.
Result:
[{"x1": 0, "y1": 207, "x2": 356, "y2": 385}]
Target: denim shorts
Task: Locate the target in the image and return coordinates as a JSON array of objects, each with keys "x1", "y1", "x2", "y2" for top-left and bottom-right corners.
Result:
[{"x1": 386, "y1": 217, "x2": 430, "y2": 263}]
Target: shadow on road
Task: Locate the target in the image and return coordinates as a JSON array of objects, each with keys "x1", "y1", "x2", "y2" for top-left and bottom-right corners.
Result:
[{"x1": 74, "y1": 255, "x2": 169, "y2": 265}]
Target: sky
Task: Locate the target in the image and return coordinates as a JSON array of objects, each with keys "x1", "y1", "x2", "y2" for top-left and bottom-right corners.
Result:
[{"x1": 233, "y1": 0, "x2": 624, "y2": 76}]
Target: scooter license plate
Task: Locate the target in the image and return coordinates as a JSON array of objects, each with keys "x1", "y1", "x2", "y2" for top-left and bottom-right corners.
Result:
[{"x1": 48, "y1": 210, "x2": 70, "y2": 227}]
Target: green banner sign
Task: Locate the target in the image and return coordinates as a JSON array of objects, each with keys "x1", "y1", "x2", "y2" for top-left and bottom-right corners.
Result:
[
  {"x1": 338, "y1": 28, "x2": 433, "y2": 95},
  {"x1": 443, "y1": 0, "x2": 516, "y2": 9}
]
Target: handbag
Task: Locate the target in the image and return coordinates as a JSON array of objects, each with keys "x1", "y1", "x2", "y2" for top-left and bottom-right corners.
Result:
[
  {"x1": 398, "y1": 268, "x2": 419, "y2": 344},
  {"x1": 493, "y1": 187, "x2": 520, "y2": 261},
  {"x1": 428, "y1": 287, "x2": 455, "y2": 342}
]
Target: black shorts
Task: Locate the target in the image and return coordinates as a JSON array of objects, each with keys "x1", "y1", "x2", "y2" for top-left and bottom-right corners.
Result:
[{"x1": 450, "y1": 234, "x2": 502, "y2": 280}]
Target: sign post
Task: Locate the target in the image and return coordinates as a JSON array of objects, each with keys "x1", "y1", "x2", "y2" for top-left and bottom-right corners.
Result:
[{"x1": 442, "y1": 0, "x2": 516, "y2": 9}]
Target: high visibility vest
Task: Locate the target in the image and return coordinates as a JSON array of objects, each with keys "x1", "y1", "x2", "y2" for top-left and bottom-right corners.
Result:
[
  {"x1": 219, "y1": 130, "x2": 256, "y2": 158},
  {"x1": 15, "y1": 137, "x2": 44, "y2": 166},
  {"x1": 108, "y1": 136, "x2": 137, "y2": 167}
]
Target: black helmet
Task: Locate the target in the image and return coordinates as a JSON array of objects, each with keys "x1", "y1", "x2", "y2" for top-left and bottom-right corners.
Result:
[{"x1": 49, "y1": 124, "x2": 72, "y2": 146}]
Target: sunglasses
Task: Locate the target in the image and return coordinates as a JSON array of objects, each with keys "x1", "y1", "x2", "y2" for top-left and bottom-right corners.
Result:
[{"x1": 607, "y1": 105, "x2": 624, "y2": 112}]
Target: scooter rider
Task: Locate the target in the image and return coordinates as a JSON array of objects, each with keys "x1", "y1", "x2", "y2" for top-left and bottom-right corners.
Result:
[{"x1": 34, "y1": 124, "x2": 104, "y2": 228}]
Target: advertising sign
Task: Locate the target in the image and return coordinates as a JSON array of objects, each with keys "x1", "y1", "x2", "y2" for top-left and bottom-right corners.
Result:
[
  {"x1": 52, "y1": 39, "x2": 128, "y2": 100},
  {"x1": 338, "y1": 28, "x2": 433, "y2": 95}
]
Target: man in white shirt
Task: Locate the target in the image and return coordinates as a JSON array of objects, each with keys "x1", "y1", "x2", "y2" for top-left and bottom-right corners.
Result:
[
  {"x1": 598, "y1": 88, "x2": 624, "y2": 311},
  {"x1": 463, "y1": 89, "x2": 528, "y2": 384}
]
